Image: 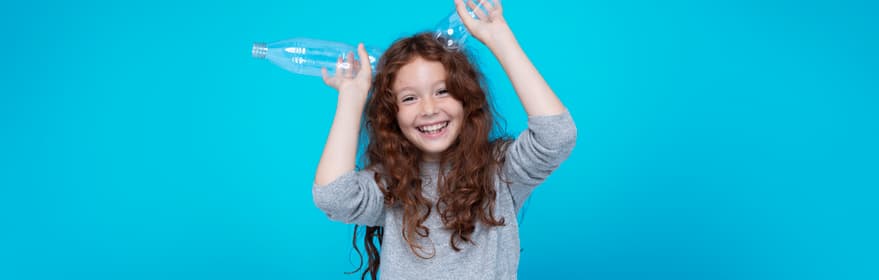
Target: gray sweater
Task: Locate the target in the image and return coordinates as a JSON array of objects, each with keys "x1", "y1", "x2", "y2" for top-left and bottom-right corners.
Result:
[{"x1": 313, "y1": 110, "x2": 577, "y2": 280}]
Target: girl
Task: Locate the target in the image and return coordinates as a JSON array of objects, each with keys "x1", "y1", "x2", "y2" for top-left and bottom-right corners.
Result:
[{"x1": 313, "y1": 0, "x2": 576, "y2": 279}]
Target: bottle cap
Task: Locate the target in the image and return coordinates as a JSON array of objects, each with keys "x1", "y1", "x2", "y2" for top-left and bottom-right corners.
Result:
[{"x1": 252, "y1": 43, "x2": 268, "y2": 58}]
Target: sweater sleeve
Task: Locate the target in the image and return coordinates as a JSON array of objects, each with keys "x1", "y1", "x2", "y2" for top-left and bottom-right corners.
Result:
[
  {"x1": 312, "y1": 169, "x2": 386, "y2": 226},
  {"x1": 501, "y1": 110, "x2": 577, "y2": 212}
]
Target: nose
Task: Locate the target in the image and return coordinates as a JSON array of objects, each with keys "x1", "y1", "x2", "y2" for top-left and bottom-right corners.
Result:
[{"x1": 421, "y1": 97, "x2": 438, "y2": 116}]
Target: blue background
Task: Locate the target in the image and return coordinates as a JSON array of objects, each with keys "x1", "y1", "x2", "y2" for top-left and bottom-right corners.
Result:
[{"x1": 2, "y1": 0, "x2": 877, "y2": 279}]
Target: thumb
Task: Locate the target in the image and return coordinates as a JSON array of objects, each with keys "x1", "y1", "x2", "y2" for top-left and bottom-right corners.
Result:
[
  {"x1": 355, "y1": 43, "x2": 372, "y2": 78},
  {"x1": 321, "y1": 67, "x2": 333, "y2": 87}
]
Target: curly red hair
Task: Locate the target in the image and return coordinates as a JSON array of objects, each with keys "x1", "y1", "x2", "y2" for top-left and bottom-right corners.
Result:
[{"x1": 349, "y1": 33, "x2": 512, "y2": 280}]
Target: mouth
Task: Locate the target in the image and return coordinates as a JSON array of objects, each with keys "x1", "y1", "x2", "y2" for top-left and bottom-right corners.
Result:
[{"x1": 416, "y1": 121, "x2": 450, "y2": 135}]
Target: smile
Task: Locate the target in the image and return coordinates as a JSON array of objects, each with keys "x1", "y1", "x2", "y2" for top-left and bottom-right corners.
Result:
[{"x1": 416, "y1": 121, "x2": 449, "y2": 135}]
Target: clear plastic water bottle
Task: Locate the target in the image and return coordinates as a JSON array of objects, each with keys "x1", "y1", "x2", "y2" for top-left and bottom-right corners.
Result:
[
  {"x1": 433, "y1": 0, "x2": 487, "y2": 50},
  {"x1": 252, "y1": 38, "x2": 382, "y2": 77}
]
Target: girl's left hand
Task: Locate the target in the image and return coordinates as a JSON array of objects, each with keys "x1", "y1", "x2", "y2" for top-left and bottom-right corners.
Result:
[
  {"x1": 454, "y1": 0, "x2": 512, "y2": 47},
  {"x1": 321, "y1": 43, "x2": 373, "y2": 105}
]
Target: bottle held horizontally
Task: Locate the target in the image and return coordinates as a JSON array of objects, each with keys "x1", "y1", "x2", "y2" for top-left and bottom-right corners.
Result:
[
  {"x1": 253, "y1": 0, "x2": 491, "y2": 76},
  {"x1": 252, "y1": 38, "x2": 382, "y2": 77}
]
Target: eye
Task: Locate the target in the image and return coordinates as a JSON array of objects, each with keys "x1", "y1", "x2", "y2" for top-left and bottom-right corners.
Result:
[
  {"x1": 400, "y1": 96, "x2": 416, "y2": 103},
  {"x1": 436, "y1": 89, "x2": 449, "y2": 96}
]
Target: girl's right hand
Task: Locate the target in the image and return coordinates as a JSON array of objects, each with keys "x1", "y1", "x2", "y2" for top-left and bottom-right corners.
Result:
[
  {"x1": 321, "y1": 43, "x2": 373, "y2": 104},
  {"x1": 455, "y1": 0, "x2": 513, "y2": 49}
]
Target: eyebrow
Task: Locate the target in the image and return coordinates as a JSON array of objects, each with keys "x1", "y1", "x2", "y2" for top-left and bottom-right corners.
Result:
[{"x1": 393, "y1": 80, "x2": 447, "y2": 96}]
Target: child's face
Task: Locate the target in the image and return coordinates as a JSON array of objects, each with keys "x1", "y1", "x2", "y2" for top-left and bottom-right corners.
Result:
[{"x1": 392, "y1": 57, "x2": 464, "y2": 162}]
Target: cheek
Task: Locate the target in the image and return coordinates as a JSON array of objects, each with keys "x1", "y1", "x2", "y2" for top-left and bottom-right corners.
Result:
[
  {"x1": 451, "y1": 103, "x2": 466, "y2": 119},
  {"x1": 395, "y1": 109, "x2": 412, "y2": 128}
]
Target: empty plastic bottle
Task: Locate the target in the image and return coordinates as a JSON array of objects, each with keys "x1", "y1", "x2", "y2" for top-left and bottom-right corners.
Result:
[
  {"x1": 433, "y1": 0, "x2": 487, "y2": 50},
  {"x1": 252, "y1": 38, "x2": 382, "y2": 77}
]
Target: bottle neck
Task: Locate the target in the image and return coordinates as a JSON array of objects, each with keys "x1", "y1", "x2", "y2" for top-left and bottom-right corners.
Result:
[{"x1": 252, "y1": 42, "x2": 268, "y2": 59}]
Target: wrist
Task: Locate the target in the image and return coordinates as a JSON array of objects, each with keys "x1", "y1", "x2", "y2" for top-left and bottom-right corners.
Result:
[
  {"x1": 338, "y1": 86, "x2": 369, "y2": 102},
  {"x1": 482, "y1": 26, "x2": 516, "y2": 50},
  {"x1": 337, "y1": 92, "x2": 367, "y2": 110}
]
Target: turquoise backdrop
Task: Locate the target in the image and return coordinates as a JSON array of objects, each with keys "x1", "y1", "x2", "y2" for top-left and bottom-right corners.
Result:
[{"x1": 1, "y1": 0, "x2": 877, "y2": 279}]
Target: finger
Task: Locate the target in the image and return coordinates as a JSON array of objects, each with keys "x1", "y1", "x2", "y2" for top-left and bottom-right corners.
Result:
[
  {"x1": 492, "y1": 0, "x2": 503, "y2": 15},
  {"x1": 455, "y1": 0, "x2": 477, "y2": 27},
  {"x1": 482, "y1": 0, "x2": 501, "y2": 17},
  {"x1": 468, "y1": 0, "x2": 488, "y2": 21},
  {"x1": 481, "y1": 0, "x2": 494, "y2": 10},
  {"x1": 336, "y1": 55, "x2": 345, "y2": 77},
  {"x1": 346, "y1": 51, "x2": 356, "y2": 78},
  {"x1": 352, "y1": 56, "x2": 361, "y2": 77},
  {"x1": 351, "y1": 50, "x2": 361, "y2": 77},
  {"x1": 477, "y1": 0, "x2": 495, "y2": 16},
  {"x1": 355, "y1": 43, "x2": 372, "y2": 78}
]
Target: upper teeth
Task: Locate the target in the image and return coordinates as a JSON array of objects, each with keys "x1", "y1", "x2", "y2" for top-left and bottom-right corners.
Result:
[{"x1": 418, "y1": 121, "x2": 448, "y2": 133}]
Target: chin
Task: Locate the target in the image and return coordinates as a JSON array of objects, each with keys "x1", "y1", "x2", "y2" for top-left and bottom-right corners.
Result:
[{"x1": 406, "y1": 125, "x2": 461, "y2": 159}]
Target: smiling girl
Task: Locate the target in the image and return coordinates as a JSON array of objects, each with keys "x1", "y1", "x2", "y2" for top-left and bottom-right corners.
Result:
[{"x1": 312, "y1": 0, "x2": 576, "y2": 279}]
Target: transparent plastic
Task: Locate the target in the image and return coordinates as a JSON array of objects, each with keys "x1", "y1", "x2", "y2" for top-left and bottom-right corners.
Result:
[
  {"x1": 252, "y1": 38, "x2": 382, "y2": 77},
  {"x1": 433, "y1": 0, "x2": 488, "y2": 50}
]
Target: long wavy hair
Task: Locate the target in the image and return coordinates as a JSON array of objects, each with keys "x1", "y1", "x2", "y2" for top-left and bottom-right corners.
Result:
[{"x1": 347, "y1": 33, "x2": 512, "y2": 280}]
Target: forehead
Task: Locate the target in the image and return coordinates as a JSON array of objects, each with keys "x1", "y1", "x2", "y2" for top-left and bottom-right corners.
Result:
[{"x1": 392, "y1": 57, "x2": 447, "y2": 92}]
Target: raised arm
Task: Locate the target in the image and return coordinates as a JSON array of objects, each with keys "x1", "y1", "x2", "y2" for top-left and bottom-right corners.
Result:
[
  {"x1": 314, "y1": 44, "x2": 373, "y2": 186},
  {"x1": 455, "y1": 0, "x2": 566, "y2": 116}
]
